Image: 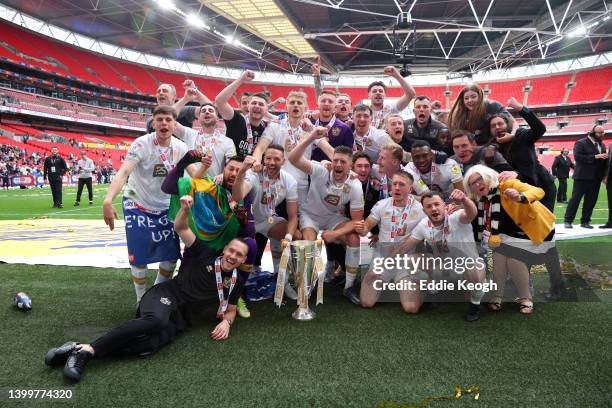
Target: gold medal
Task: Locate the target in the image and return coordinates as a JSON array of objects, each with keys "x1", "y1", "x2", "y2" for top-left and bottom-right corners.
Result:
[{"x1": 268, "y1": 216, "x2": 274, "y2": 224}]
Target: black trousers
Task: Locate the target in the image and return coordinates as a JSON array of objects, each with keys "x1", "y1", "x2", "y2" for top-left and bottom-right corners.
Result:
[
  {"x1": 76, "y1": 177, "x2": 93, "y2": 202},
  {"x1": 1, "y1": 176, "x2": 9, "y2": 188},
  {"x1": 90, "y1": 281, "x2": 185, "y2": 358},
  {"x1": 49, "y1": 176, "x2": 63, "y2": 206},
  {"x1": 557, "y1": 178, "x2": 568, "y2": 202},
  {"x1": 606, "y1": 180, "x2": 612, "y2": 224},
  {"x1": 564, "y1": 179, "x2": 601, "y2": 224}
]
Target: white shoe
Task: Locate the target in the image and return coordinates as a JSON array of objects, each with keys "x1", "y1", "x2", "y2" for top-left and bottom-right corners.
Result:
[{"x1": 284, "y1": 282, "x2": 298, "y2": 300}]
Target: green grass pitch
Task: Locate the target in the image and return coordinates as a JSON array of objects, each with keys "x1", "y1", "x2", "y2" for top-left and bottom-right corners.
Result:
[{"x1": 0, "y1": 181, "x2": 610, "y2": 407}]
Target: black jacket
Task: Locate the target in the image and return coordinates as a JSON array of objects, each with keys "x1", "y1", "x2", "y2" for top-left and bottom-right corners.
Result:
[
  {"x1": 43, "y1": 155, "x2": 68, "y2": 179},
  {"x1": 551, "y1": 154, "x2": 574, "y2": 179},
  {"x1": 497, "y1": 106, "x2": 554, "y2": 188},
  {"x1": 572, "y1": 137, "x2": 607, "y2": 181}
]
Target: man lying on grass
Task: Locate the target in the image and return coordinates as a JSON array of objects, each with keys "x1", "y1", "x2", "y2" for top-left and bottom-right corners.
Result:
[{"x1": 44, "y1": 195, "x2": 248, "y2": 382}]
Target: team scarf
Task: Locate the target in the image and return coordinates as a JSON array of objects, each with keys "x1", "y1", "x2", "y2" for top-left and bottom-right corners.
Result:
[
  {"x1": 476, "y1": 187, "x2": 501, "y2": 242},
  {"x1": 215, "y1": 257, "x2": 237, "y2": 318},
  {"x1": 168, "y1": 176, "x2": 239, "y2": 251}
]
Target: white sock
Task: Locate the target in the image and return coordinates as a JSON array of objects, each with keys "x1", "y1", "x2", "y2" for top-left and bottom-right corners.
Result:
[
  {"x1": 470, "y1": 288, "x2": 484, "y2": 305},
  {"x1": 130, "y1": 266, "x2": 148, "y2": 302},
  {"x1": 270, "y1": 239, "x2": 281, "y2": 274},
  {"x1": 344, "y1": 246, "x2": 360, "y2": 289},
  {"x1": 155, "y1": 260, "x2": 176, "y2": 285}
]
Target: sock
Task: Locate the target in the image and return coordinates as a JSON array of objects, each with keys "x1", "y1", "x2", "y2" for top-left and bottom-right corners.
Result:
[
  {"x1": 470, "y1": 288, "x2": 484, "y2": 305},
  {"x1": 130, "y1": 266, "x2": 148, "y2": 302},
  {"x1": 270, "y1": 239, "x2": 281, "y2": 274},
  {"x1": 155, "y1": 260, "x2": 176, "y2": 285},
  {"x1": 344, "y1": 246, "x2": 360, "y2": 289}
]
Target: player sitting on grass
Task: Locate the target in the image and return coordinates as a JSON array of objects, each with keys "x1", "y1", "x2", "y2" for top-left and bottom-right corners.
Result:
[{"x1": 45, "y1": 195, "x2": 249, "y2": 382}]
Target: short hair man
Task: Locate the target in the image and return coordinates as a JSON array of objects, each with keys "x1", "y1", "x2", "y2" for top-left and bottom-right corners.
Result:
[
  {"x1": 394, "y1": 190, "x2": 486, "y2": 321},
  {"x1": 44, "y1": 197, "x2": 249, "y2": 382},
  {"x1": 289, "y1": 131, "x2": 365, "y2": 304},
  {"x1": 367, "y1": 66, "x2": 416, "y2": 129},
  {"x1": 103, "y1": 106, "x2": 198, "y2": 302},
  {"x1": 404, "y1": 140, "x2": 464, "y2": 202},
  {"x1": 147, "y1": 80, "x2": 211, "y2": 133},
  {"x1": 357, "y1": 171, "x2": 426, "y2": 310},
  {"x1": 74, "y1": 150, "x2": 95, "y2": 206},
  {"x1": 352, "y1": 104, "x2": 392, "y2": 162},
  {"x1": 450, "y1": 130, "x2": 514, "y2": 174},
  {"x1": 43, "y1": 146, "x2": 68, "y2": 208},
  {"x1": 310, "y1": 90, "x2": 355, "y2": 161},
  {"x1": 403, "y1": 95, "x2": 449, "y2": 151}
]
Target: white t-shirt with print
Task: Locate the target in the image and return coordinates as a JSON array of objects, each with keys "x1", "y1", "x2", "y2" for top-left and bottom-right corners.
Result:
[
  {"x1": 403, "y1": 159, "x2": 463, "y2": 201},
  {"x1": 182, "y1": 127, "x2": 236, "y2": 177},
  {"x1": 368, "y1": 196, "x2": 425, "y2": 243},
  {"x1": 410, "y1": 211, "x2": 479, "y2": 260},
  {"x1": 124, "y1": 133, "x2": 188, "y2": 211},
  {"x1": 244, "y1": 169, "x2": 298, "y2": 222},
  {"x1": 303, "y1": 161, "x2": 364, "y2": 218},
  {"x1": 354, "y1": 127, "x2": 389, "y2": 162}
]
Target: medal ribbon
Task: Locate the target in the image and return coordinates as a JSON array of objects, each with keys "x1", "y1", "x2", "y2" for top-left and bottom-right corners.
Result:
[
  {"x1": 214, "y1": 257, "x2": 237, "y2": 318},
  {"x1": 427, "y1": 212, "x2": 449, "y2": 251},
  {"x1": 390, "y1": 197, "x2": 414, "y2": 239},
  {"x1": 245, "y1": 117, "x2": 255, "y2": 154},
  {"x1": 152, "y1": 137, "x2": 174, "y2": 172}
]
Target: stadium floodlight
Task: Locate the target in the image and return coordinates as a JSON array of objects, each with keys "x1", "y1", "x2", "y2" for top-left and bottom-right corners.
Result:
[
  {"x1": 568, "y1": 25, "x2": 587, "y2": 38},
  {"x1": 186, "y1": 13, "x2": 209, "y2": 30},
  {"x1": 156, "y1": 0, "x2": 177, "y2": 12}
]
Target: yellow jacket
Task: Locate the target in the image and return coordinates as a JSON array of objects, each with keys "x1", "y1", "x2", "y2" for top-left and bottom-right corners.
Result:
[{"x1": 490, "y1": 179, "x2": 555, "y2": 245}]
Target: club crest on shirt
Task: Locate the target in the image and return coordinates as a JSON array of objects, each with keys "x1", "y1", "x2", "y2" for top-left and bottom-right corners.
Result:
[
  {"x1": 152, "y1": 164, "x2": 168, "y2": 177},
  {"x1": 331, "y1": 127, "x2": 341, "y2": 137},
  {"x1": 160, "y1": 297, "x2": 172, "y2": 306},
  {"x1": 342, "y1": 184, "x2": 351, "y2": 193},
  {"x1": 324, "y1": 194, "x2": 341, "y2": 206},
  {"x1": 451, "y1": 165, "x2": 461, "y2": 174}
]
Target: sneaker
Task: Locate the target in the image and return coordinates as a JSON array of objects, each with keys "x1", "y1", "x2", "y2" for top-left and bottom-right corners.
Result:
[
  {"x1": 63, "y1": 349, "x2": 92, "y2": 382},
  {"x1": 564, "y1": 222, "x2": 573, "y2": 229},
  {"x1": 324, "y1": 262, "x2": 336, "y2": 284},
  {"x1": 343, "y1": 287, "x2": 360, "y2": 305},
  {"x1": 237, "y1": 297, "x2": 251, "y2": 318},
  {"x1": 45, "y1": 341, "x2": 78, "y2": 366},
  {"x1": 599, "y1": 223, "x2": 612, "y2": 229},
  {"x1": 465, "y1": 303, "x2": 480, "y2": 322},
  {"x1": 284, "y1": 282, "x2": 298, "y2": 300},
  {"x1": 73, "y1": 202, "x2": 80, "y2": 206},
  {"x1": 580, "y1": 223, "x2": 594, "y2": 229},
  {"x1": 57, "y1": 204, "x2": 63, "y2": 208},
  {"x1": 89, "y1": 201, "x2": 93, "y2": 206}
]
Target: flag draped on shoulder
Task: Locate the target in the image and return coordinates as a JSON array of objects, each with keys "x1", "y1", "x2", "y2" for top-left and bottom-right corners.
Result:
[{"x1": 169, "y1": 177, "x2": 238, "y2": 250}]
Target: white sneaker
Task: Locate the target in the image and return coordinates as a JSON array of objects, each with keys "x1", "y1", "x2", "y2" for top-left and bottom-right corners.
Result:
[{"x1": 284, "y1": 282, "x2": 298, "y2": 300}]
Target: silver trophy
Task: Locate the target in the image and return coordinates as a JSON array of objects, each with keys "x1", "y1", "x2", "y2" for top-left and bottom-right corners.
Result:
[{"x1": 288, "y1": 240, "x2": 324, "y2": 321}]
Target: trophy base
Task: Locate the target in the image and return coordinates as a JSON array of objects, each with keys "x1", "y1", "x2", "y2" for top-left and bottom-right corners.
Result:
[{"x1": 292, "y1": 307, "x2": 316, "y2": 321}]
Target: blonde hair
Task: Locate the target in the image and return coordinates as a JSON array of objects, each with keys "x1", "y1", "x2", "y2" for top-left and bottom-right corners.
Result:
[
  {"x1": 287, "y1": 91, "x2": 307, "y2": 103},
  {"x1": 381, "y1": 143, "x2": 404, "y2": 162},
  {"x1": 448, "y1": 84, "x2": 486, "y2": 133},
  {"x1": 463, "y1": 164, "x2": 499, "y2": 200}
]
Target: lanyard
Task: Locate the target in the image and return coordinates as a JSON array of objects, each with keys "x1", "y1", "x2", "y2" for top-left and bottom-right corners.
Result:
[
  {"x1": 371, "y1": 109, "x2": 384, "y2": 128},
  {"x1": 414, "y1": 163, "x2": 436, "y2": 188},
  {"x1": 152, "y1": 137, "x2": 174, "y2": 172},
  {"x1": 427, "y1": 213, "x2": 449, "y2": 247},
  {"x1": 315, "y1": 115, "x2": 336, "y2": 130},
  {"x1": 215, "y1": 257, "x2": 237, "y2": 318},
  {"x1": 245, "y1": 120, "x2": 254, "y2": 154},
  {"x1": 284, "y1": 120, "x2": 304, "y2": 148},
  {"x1": 263, "y1": 171, "x2": 278, "y2": 222},
  {"x1": 380, "y1": 174, "x2": 389, "y2": 198},
  {"x1": 483, "y1": 199, "x2": 492, "y2": 231},
  {"x1": 353, "y1": 127, "x2": 372, "y2": 152},
  {"x1": 197, "y1": 129, "x2": 222, "y2": 153},
  {"x1": 390, "y1": 197, "x2": 414, "y2": 239}
]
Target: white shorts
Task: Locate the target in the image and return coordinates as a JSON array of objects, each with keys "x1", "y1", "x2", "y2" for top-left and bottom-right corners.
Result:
[
  {"x1": 299, "y1": 212, "x2": 348, "y2": 233},
  {"x1": 255, "y1": 215, "x2": 287, "y2": 236}
]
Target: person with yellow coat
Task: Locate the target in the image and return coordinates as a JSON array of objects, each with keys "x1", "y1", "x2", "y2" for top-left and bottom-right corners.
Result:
[{"x1": 464, "y1": 165, "x2": 556, "y2": 315}]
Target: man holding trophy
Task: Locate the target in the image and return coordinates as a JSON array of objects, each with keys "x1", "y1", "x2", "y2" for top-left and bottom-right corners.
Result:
[
  {"x1": 232, "y1": 146, "x2": 301, "y2": 299},
  {"x1": 288, "y1": 128, "x2": 365, "y2": 305}
]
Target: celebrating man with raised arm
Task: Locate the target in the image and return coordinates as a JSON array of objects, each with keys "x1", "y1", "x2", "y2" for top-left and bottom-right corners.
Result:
[
  {"x1": 289, "y1": 127, "x2": 365, "y2": 304},
  {"x1": 45, "y1": 195, "x2": 248, "y2": 382},
  {"x1": 367, "y1": 66, "x2": 416, "y2": 129}
]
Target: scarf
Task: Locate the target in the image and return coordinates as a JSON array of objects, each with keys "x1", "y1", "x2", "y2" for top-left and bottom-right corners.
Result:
[{"x1": 477, "y1": 187, "x2": 501, "y2": 248}]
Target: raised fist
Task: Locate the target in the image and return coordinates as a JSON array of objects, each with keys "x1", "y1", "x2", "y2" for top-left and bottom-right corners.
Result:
[
  {"x1": 180, "y1": 195, "x2": 194, "y2": 209},
  {"x1": 383, "y1": 66, "x2": 398, "y2": 76},
  {"x1": 242, "y1": 70, "x2": 255, "y2": 82}
]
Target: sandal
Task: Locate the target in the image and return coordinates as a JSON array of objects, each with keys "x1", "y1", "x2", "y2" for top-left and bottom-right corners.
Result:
[
  {"x1": 517, "y1": 298, "x2": 534, "y2": 315},
  {"x1": 487, "y1": 296, "x2": 503, "y2": 311}
]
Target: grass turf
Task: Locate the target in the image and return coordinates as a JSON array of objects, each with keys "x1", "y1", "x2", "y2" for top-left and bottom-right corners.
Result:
[
  {"x1": 0, "y1": 178, "x2": 609, "y2": 223},
  {"x1": 0, "y1": 180, "x2": 610, "y2": 407},
  {"x1": 1, "y1": 263, "x2": 610, "y2": 408}
]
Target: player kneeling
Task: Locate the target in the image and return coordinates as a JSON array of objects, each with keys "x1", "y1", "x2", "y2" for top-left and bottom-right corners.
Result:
[
  {"x1": 356, "y1": 171, "x2": 426, "y2": 311},
  {"x1": 45, "y1": 196, "x2": 248, "y2": 382},
  {"x1": 391, "y1": 190, "x2": 486, "y2": 321}
]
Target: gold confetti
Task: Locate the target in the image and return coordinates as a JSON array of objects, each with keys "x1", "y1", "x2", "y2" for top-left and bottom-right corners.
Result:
[{"x1": 375, "y1": 385, "x2": 481, "y2": 408}]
